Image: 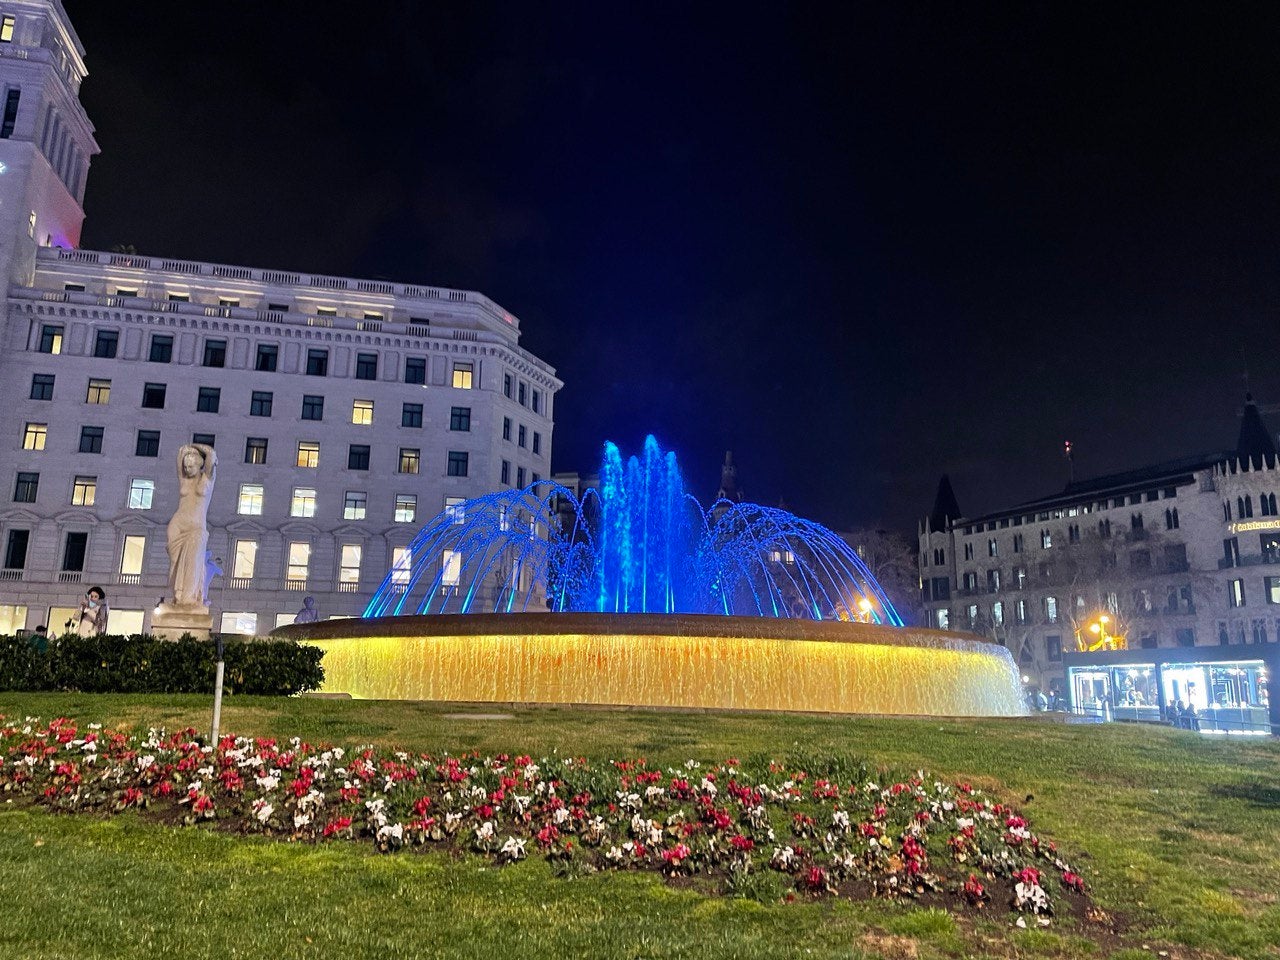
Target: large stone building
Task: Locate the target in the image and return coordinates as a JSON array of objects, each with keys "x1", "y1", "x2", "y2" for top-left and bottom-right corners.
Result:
[
  {"x1": 0, "y1": 0, "x2": 561, "y2": 635},
  {"x1": 918, "y1": 400, "x2": 1277, "y2": 726}
]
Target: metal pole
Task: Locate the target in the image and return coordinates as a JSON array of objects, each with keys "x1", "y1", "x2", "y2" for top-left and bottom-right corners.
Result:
[{"x1": 211, "y1": 635, "x2": 225, "y2": 746}]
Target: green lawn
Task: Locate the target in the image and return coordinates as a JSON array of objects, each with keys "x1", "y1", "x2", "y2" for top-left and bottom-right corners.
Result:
[{"x1": 1, "y1": 692, "x2": 1278, "y2": 960}]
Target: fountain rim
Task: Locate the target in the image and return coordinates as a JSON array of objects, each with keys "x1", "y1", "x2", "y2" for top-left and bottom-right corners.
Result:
[{"x1": 272, "y1": 612, "x2": 996, "y2": 650}]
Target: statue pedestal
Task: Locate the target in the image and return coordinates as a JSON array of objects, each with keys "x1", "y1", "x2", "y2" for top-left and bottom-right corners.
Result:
[{"x1": 152, "y1": 603, "x2": 213, "y2": 641}]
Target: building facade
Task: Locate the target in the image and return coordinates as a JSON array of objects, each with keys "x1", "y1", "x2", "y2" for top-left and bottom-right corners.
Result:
[
  {"x1": 918, "y1": 402, "x2": 1278, "y2": 719},
  {"x1": 0, "y1": 1, "x2": 562, "y2": 636}
]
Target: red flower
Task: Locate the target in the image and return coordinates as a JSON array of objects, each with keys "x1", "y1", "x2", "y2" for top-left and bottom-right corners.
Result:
[
  {"x1": 1062, "y1": 870, "x2": 1086, "y2": 893},
  {"x1": 1014, "y1": 866, "x2": 1041, "y2": 887},
  {"x1": 962, "y1": 874, "x2": 985, "y2": 902}
]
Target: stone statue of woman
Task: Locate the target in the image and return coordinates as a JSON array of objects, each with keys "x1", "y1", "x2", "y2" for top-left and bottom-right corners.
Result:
[{"x1": 167, "y1": 443, "x2": 217, "y2": 608}]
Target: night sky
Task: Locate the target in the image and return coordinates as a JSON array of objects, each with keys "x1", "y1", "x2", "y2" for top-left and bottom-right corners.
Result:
[{"x1": 63, "y1": 3, "x2": 1280, "y2": 533}]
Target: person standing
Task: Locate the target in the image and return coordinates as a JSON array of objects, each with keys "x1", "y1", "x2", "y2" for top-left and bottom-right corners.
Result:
[{"x1": 76, "y1": 587, "x2": 109, "y2": 637}]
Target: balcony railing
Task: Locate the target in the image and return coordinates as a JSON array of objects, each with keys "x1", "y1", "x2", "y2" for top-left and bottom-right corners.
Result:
[
  {"x1": 0, "y1": 569, "x2": 22, "y2": 581},
  {"x1": 57, "y1": 571, "x2": 82, "y2": 583}
]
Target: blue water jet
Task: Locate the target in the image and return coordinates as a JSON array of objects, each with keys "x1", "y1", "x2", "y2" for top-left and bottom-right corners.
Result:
[{"x1": 363, "y1": 436, "x2": 903, "y2": 625}]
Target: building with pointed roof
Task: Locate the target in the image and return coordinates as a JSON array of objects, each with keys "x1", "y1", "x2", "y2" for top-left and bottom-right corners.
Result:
[{"x1": 918, "y1": 398, "x2": 1278, "y2": 732}]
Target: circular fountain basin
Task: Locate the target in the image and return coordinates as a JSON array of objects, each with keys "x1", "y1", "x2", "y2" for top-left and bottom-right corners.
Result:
[{"x1": 273, "y1": 613, "x2": 1028, "y2": 718}]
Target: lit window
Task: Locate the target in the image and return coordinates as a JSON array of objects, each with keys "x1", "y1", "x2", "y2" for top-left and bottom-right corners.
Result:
[
  {"x1": 290, "y1": 487, "x2": 317, "y2": 518},
  {"x1": 451, "y1": 362, "x2": 473, "y2": 389},
  {"x1": 72, "y1": 475, "x2": 96, "y2": 506},
  {"x1": 128, "y1": 478, "x2": 155, "y2": 510},
  {"x1": 22, "y1": 422, "x2": 47, "y2": 450},
  {"x1": 287, "y1": 542, "x2": 311, "y2": 582},
  {"x1": 13, "y1": 472, "x2": 38, "y2": 503},
  {"x1": 244, "y1": 437, "x2": 268, "y2": 464},
  {"x1": 1, "y1": 16, "x2": 14, "y2": 42},
  {"x1": 352, "y1": 400, "x2": 374, "y2": 425},
  {"x1": 442, "y1": 549, "x2": 462, "y2": 587},
  {"x1": 315, "y1": 306, "x2": 337, "y2": 317},
  {"x1": 220, "y1": 612, "x2": 258, "y2": 636},
  {"x1": 237, "y1": 483, "x2": 264, "y2": 516},
  {"x1": 450, "y1": 407, "x2": 471, "y2": 431},
  {"x1": 30, "y1": 374, "x2": 54, "y2": 401},
  {"x1": 394, "y1": 495, "x2": 417, "y2": 523},
  {"x1": 343, "y1": 491, "x2": 367, "y2": 520},
  {"x1": 38, "y1": 325, "x2": 63, "y2": 354},
  {"x1": 1229, "y1": 579, "x2": 1246, "y2": 608},
  {"x1": 391, "y1": 546, "x2": 412, "y2": 585},
  {"x1": 233, "y1": 540, "x2": 258, "y2": 578},
  {"x1": 296, "y1": 442, "x2": 320, "y2": 468},
  {"x1": 447, "y1": 451, "x2": 469, "y2": 477},
  {"x1": 445, "y1": 497, "x2": 465, "y2": 524},
  {"x1": 120, "y1": 535, "x2": 145, "y2": 577},
  {"x1": 86, "y1": 379, "x2": 111, "y2": 404},
  {"x1": 1040, "y1": 529, "x2": 1052, "y2": 549},
  {"x1": 399, "y1": 448, "x2": 420, "y2": 474},
  {"x1": 340, "y1": 544, "x2": 362, "y2": 584}
]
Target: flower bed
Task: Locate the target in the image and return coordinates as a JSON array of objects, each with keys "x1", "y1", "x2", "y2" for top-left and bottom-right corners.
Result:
[{"x1": 0, "y1": 716, "x2": 1092, "y2": 916}]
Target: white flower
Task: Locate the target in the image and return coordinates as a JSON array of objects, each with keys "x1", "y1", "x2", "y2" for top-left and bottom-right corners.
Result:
[
  {"x1": 252, "y1": 800, "x2": 273, "y2": 823},
  {"x1": 474, "y1": 821, "x2": 496, "y2": 842},
  {"x1": 700, "y1": 778, "x2": 717, "y2": 797},
  {"x1": 293, "y1": 811, "x2": 312, "y2": 829},
  {"x1": 376, "y1": 823, "x2": 404, "y2": 843},
  {"x1": 552, "y1": 807, "x2": 571, "y2": 825},
  {"x1": 255, "y1": 771, "x2": 280, "y2": 791},
  {"x1": 500, "y1": 836, "x2": 526, "y2": 860},
  {"x1": 831, "y1": 810, "x2": 851, "y2": 832}
]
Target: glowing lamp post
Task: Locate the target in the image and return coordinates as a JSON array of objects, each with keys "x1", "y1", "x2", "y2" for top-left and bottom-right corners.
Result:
[{"x1": 1080, "y1": 613, "x2": 1126, "y2": 652}]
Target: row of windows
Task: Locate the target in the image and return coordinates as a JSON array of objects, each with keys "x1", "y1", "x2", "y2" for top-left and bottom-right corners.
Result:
[
  {"x1": 37, "y1": 325, "x2": 501, "y2": 392},
  {"x1": 20, "y1": 422, "x2": 472, "y2": 473},
  {"x1": 955, "y1": 486, "x2": 1182, "y2": 537},
  {"x1": 1223, "y1": 493, "x2": 1280, "y2": 521},
  {"x1": 12, "y1": 456, "x2": 543, "y2": 513},
  {"x1": 1, "y1": 528, "x2": 418, "y2": 589},
  {"x1": 28, "y1": 373, "x2": 476, "y2": 430},
  {"x1": 945, "y1": 511, "x2": 1182, "y2": 566},
  {"x1": 1226, "y1": 576, "x2": 1280, "y2": 608},
  {"x1": 501, "y1": 373, "x2": 544, "y2": 414}
]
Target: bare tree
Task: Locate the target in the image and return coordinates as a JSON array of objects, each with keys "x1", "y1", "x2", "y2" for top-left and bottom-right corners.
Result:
[{"x1": 840, "y1": 528, "x2": 922, "y2": 624}]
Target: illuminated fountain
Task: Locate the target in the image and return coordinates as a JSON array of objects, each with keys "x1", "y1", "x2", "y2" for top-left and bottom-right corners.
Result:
[{"x1": 276, "y1": 437, "x2": 1026, "y2": 716}]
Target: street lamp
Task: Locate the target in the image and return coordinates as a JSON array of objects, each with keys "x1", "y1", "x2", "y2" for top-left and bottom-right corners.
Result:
[{"x1": 1082, "y1": 613, "x2": 1126, "y2": 652}]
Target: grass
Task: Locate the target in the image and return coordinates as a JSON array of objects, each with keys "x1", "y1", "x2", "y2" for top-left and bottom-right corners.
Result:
[{"x1": 1, "y1": 692, "x2": 1278, "y2": 959}]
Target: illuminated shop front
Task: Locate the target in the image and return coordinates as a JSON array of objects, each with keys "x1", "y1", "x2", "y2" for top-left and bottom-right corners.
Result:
[{"x1": 1063, "y1": 646, "x2": 1277, "y2": 735}]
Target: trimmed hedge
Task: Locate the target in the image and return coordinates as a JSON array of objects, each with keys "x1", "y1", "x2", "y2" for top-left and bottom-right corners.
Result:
[{"x1": 0, "y1": 634, "x2": 324, "y2": 696}]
